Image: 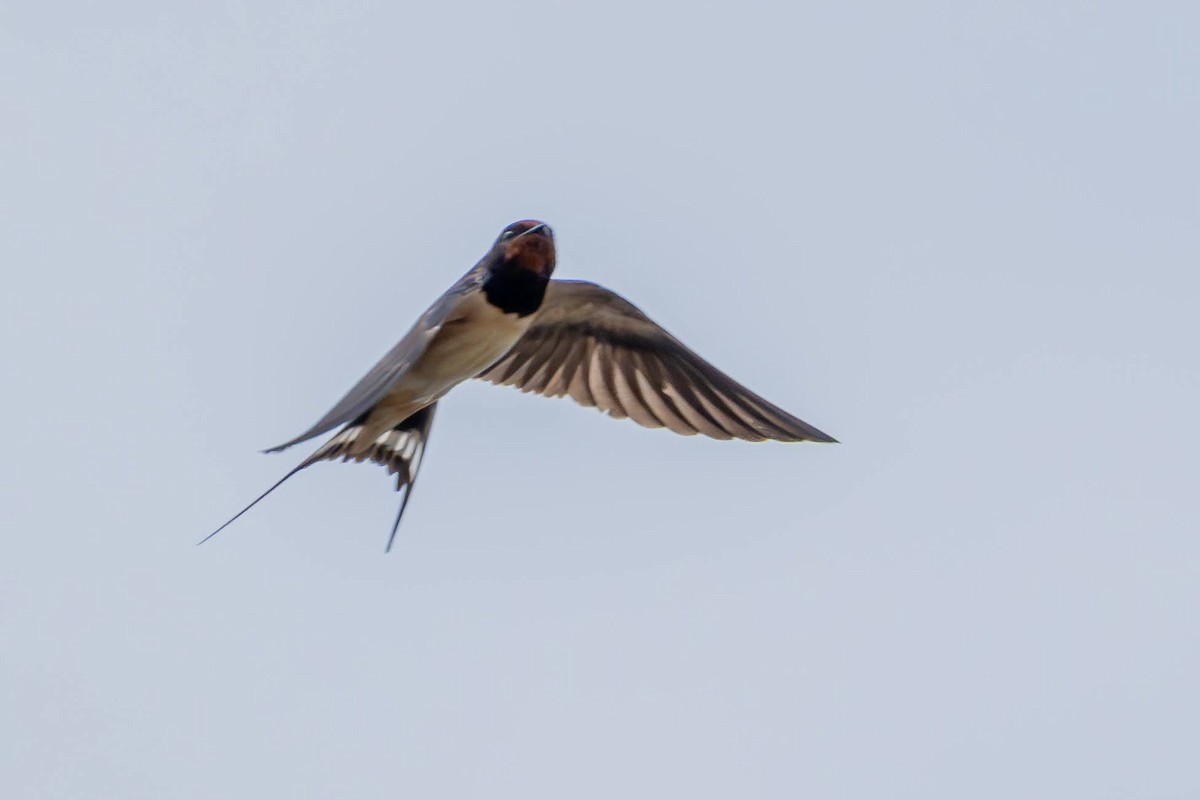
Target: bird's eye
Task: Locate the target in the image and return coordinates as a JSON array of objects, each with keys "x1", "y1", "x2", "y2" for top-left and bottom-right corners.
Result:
[{"x1": 500, "y1": 229, "x2": 518, "y2": 240}]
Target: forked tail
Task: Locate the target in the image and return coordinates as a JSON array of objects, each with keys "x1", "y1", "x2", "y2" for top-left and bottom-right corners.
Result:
[{"x1": 199, "y1": 403, "x2": 438, "y2": 551}]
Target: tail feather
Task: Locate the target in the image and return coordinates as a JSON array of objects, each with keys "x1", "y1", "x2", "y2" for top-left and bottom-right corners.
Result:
[
  {"x1": 196, "y1": 464, "x2": 308, "y2": 546},
  {"x1": 200, "y1": 403, "x2": 438, "y2": 550}
]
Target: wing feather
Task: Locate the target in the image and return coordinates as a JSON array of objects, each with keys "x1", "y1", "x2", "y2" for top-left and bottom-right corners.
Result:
[
  {"x1": 630, "y1": 350, "x2": 703, "y2": 436},
  {"x1": 480, "y1": 280, "x2": 836, "y2": 443},
  {"x1": 566, "y1": 336, "x2": 597, "y2": 408},
  {"x1": 520, "y1": 331, "x2": 567, "y2": 394},
  {"x1": 610, "y1": 352, "x2": 664, "y2": 430},
  {"x1": 545, "y1": 336, "x2": 586, "y2": 398}
]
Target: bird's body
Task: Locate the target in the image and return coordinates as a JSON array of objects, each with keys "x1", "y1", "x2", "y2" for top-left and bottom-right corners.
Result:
[
  {"x1": 205, "y1": 220, "x2": 835, "y2": 550},
  {"x1": 335, "y1": 278, "x2": 538, "y2": 455},
  {"x1": 411, "y1": 286, "x2": 534, "y2": 398}
]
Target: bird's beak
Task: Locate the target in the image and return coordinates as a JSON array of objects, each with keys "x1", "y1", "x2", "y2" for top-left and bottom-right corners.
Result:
[{"x1": 514, "y1": 223, "x2": 547, "y2": 239}]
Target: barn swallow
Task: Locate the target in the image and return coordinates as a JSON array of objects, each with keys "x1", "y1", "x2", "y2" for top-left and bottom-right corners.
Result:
[{"x1": 204, "y1": 219, "x2": 836, "y2": 551}]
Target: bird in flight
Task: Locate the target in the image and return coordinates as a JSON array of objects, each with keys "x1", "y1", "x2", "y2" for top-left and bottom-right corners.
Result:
[{"x1": 204, "y1": 220, "x2": 836, "y2": 550}]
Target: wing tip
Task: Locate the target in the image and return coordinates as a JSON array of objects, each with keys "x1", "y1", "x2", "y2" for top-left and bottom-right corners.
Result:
[{"x1": 261, "y1": 434, "x2": 310, "y2": 455}]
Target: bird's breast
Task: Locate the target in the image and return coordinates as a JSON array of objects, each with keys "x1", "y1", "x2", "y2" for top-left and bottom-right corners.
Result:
[{"x1": 412, "y1": 290, "x2": 533, "y2": 389}]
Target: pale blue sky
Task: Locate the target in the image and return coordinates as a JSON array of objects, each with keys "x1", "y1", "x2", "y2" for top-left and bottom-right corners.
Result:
[{"x1": 2, "y1": 2, "x2": 1198, "y2": 797}]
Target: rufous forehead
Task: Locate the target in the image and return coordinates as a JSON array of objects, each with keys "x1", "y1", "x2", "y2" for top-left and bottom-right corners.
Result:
[
  {"x1": 503, "y1": 233, "x2": 556, "y2": 275},
  {"x1": 504, "y1": 235, "x2": 555, "y2": 257}
]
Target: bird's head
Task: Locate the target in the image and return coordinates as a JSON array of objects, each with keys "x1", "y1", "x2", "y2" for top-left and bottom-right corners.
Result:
[{"x1": 493, "y1": 220, "x2": 555, "y2": 278}]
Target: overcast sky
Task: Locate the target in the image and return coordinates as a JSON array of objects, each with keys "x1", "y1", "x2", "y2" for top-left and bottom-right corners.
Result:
[{"x1": 3, "y1": 2, "x2": 1198, "y2": 798}]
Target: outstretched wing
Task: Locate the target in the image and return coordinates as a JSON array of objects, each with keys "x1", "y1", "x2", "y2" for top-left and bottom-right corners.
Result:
[
  {"x1": 479, "y1": 280, "x2": 836, "y2": 443},
  {"x1": 264, "y1": 275, "x2": 476, "y2": 454},
  {"x1": 201, "y1": 403, "x2": 439, "y2": 551}
]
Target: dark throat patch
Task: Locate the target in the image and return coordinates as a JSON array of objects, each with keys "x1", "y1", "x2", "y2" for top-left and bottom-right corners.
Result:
[{"x1": 482, "y1": 266, "x2": 548, "y2": 317}]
